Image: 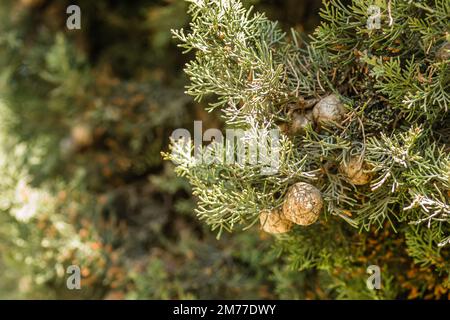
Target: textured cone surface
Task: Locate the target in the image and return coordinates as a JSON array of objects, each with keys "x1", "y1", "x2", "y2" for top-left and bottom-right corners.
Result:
[
  {"x1": 312, "y1": 94, "x2": 346, "y2": 125},
  {"x1": 290, "y1": 110, "x2": 314, "y2": 135},
  {"x1": 283, "y1": 182, "x2": 323, "y2": 226},
  {"x1": 339, "y1": 157, "x2": 372, "y2": 185},
  {"x1": 260, "y1": 209, "x2": 293, "y2": 234},
  {"x1": 436, "y1": 42, "x2": 450, "y2": 61}
]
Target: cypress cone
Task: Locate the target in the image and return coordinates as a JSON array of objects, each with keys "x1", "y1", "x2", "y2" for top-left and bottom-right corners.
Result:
[
  {"x1": 282, "y1": 182, "x2": 323, "y2": 226},
  {"x1": 260, "y1": 209, "x2": 293, "y2": 234}
]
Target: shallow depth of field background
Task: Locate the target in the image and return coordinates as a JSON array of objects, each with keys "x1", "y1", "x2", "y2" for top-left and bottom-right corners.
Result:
[{"x1": 0, "y1": 0, "x2": 322, "y2": 299}]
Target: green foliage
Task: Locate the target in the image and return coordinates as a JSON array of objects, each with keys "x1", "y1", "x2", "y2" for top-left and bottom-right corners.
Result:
[
  {"x1": 126, "y1": 231, "x2": 283, "y2": 299},
  {"x1": 168, "y1": 0, "x2": 450, "y2": 299},
  {"x1": 0, "y1": 0, "x2": 324, "y2": 300}
]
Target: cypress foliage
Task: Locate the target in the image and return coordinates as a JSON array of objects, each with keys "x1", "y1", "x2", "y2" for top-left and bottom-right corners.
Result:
[{"x1": 167, "y1": 0, "x2": 450, "y2": 299}]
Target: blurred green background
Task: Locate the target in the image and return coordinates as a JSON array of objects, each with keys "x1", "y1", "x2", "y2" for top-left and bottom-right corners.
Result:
[{"x1": 0, "y1": 0, "x2": 322, "y2": 299}]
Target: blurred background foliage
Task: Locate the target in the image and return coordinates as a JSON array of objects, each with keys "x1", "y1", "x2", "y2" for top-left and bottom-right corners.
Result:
[{"x1": 0, "y1": 0, "x2": 324, "y2": 299}]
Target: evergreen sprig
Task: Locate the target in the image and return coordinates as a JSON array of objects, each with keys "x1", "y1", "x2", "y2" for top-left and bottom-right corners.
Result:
[{"x1": 168, "y1": 0, "x2": 450, "y2": 298}]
